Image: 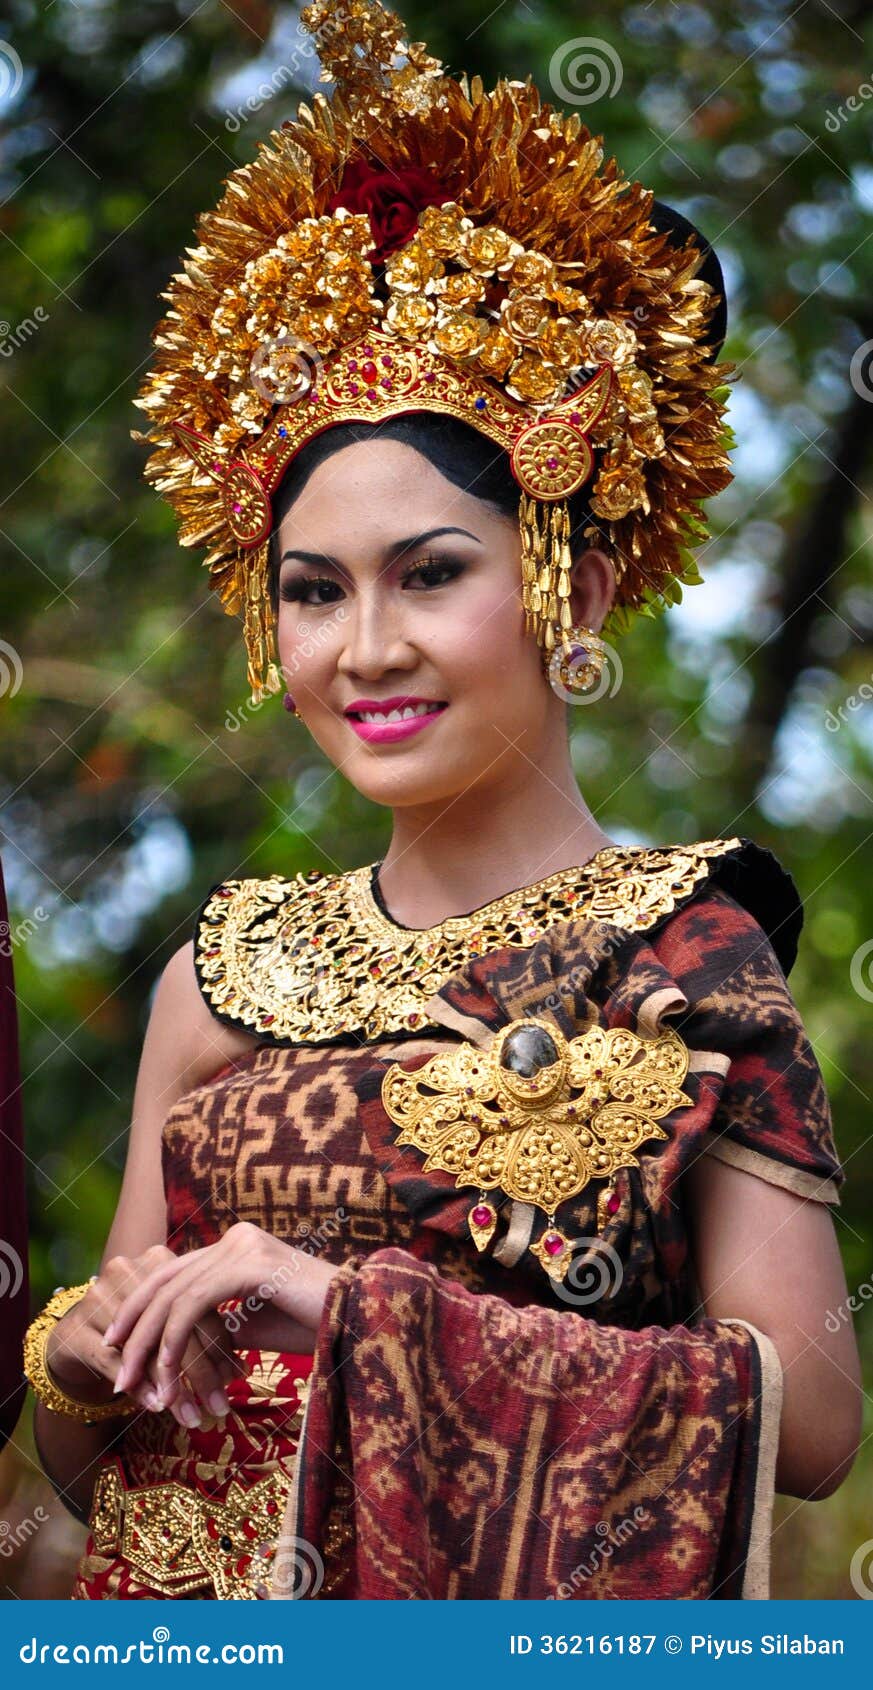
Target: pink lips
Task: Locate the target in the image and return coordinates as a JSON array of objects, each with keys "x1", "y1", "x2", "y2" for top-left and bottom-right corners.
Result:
[{"x1": 344, "y1": 696, "x2": 448, "y2": 745}]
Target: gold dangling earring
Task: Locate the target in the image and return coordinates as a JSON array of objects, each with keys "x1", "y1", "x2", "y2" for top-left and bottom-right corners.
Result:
[{"x1": 547, "y1": 625, "x2": 607, "y2": 700}]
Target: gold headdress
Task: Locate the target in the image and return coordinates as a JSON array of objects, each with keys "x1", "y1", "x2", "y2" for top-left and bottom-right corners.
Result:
[{"x1": 134, "y1": 0, "x2": 735, "y2": 704}]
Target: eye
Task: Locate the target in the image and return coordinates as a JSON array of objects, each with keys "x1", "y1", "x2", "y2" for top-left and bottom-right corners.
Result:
[
  {"x1": 400, "y1": 556, "x2": 464, "y2": 589},
  {"x1": 279, "y1": 575, "x2": 343, "y2": 607}
]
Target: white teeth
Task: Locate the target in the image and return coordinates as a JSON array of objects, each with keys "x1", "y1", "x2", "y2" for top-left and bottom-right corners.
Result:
[{"x1": 355, "y1": 702, "x2": 442, "y2": 723}]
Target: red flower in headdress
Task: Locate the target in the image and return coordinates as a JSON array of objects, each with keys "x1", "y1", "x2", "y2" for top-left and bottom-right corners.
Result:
[{"x1": 327, "y1": 153, "x2": 452, "y2": 264}]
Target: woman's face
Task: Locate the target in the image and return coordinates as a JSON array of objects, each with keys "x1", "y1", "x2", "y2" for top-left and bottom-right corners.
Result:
[{"x1": 275, "y1": 436, "x2": 611, "y2": 811}]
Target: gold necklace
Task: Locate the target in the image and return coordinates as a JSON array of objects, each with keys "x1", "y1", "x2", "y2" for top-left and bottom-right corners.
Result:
[{"x1": 194, "y1": 839, "x2": 740, "y2": 1045}]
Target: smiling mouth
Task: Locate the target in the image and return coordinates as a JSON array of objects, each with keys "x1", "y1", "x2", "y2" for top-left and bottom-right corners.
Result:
[{"x1": 346, "y1": 702, "x2": 448, "y2": 723}]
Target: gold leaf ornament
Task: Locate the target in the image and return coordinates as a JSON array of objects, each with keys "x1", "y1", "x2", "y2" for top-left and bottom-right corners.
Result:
[{"x1": 380, "y1": 1015, "x2": 694, "y2": 1279}]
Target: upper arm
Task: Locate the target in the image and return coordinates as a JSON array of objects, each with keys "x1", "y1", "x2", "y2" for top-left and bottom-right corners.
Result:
[
  {"x1": 685, "y1": 1151, "x2": 862, "y2": 1499},
  {"x1": 100, "y1": 940, "x2": 259, "y2": 1264}
]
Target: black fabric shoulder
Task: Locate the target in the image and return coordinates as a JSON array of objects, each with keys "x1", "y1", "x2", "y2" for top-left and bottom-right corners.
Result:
[{"x1": 694, "y1": 838, "x2": 803, "y2": 977}]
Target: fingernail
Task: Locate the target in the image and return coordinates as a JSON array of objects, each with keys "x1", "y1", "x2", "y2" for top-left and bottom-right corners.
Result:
[
  {"x1": 113, "y1": 1368, "x2": 128, "y2": 1394},
  {"x1": 143, "y1": 1388, "x2": 161, "y2": 1410},
  {"x1": 179, "y1": 1400, "x2": 201, "y2": 1428},
  {"x1": 208, "y1": 1390, "x2": 230, "y2": 1417},
  {"x1": 103, "y1": 1325, "x2": 117, "y2": 1345}
]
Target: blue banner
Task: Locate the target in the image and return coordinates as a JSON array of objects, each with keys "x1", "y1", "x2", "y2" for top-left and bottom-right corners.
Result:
[{"x1": 1, "y1": 1601, "x2": 870, "y2": 1687}]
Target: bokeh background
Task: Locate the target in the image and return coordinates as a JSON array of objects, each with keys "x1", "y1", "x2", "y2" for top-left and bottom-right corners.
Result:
[{"x1": 1, "y1": 0, "x2": 871, "y2": 1598}]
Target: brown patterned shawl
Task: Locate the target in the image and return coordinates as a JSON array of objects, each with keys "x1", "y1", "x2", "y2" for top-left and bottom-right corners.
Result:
[{"x1": 271, "y1": 873, "x2": 841, "y2": 1601}]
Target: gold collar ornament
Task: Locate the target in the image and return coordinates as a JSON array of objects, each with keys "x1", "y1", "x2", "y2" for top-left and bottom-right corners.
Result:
[
  {"x1": 134, "y1": 0, "x2": 734, "y2": 705},
  {"x1": 194, "y1": 840, "x2": 741, "y2": 1047},
  {"x1": 380, "y1": 1015, "x2": 693, "y2": 1284}
]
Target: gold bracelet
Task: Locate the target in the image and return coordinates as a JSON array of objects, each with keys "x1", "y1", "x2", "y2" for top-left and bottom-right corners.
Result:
[{"x1": 23, "y1": 1282, "x2": 138, "y2": 1425}]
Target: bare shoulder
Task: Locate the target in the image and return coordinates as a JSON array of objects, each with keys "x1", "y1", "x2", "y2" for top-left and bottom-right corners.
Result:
[{"x1": 152, "y1": 938, "x2": 261, "y2": 1095}]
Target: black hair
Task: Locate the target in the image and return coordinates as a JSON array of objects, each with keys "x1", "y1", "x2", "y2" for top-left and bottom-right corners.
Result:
[{"x1": 265, "y1": 411, "x2": 605, "y2": 617}]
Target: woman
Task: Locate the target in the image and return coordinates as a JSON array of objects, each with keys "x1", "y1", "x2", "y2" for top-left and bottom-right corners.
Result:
[{"x1": 26, "y1": 0, "x2": 860, "y2": 1601}]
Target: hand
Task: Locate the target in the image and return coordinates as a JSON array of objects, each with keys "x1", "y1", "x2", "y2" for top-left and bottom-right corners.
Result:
[
  {"x1": 46, "y1": 1246, "x2": 243, "y2": 1429},
  {"x1": 102, "y1": 1222, "x2": 340, "y2": 1411}
]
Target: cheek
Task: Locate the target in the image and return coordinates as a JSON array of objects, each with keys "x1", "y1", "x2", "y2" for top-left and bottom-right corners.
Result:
[{"x1": 438, "y1": 574, "x2": 540, "y2": 688}]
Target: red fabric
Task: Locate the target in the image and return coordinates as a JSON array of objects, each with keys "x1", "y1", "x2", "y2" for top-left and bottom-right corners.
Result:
[
  {"x1": 286, "y1": 1250, "x2": 770, "y2": 1600},
  {"x1": 0, "y1": 854, "x2": 28, "y2": 1448}
]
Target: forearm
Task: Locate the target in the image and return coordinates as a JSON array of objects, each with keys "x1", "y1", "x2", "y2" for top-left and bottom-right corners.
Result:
[
  {"x1": 32, "y1": 1400, "x2": 129, "y2": 1523},
  {"x1": 772, "y1": 1324, "x2": 861, "y2": 1500}
]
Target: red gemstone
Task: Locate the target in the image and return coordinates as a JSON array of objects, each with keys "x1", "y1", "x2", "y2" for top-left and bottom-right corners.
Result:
[
  {"x1": 261, "y1": 1013, "x2": 275, "y2": 1026},
  {"x1": 546, "y1": 456, "x2": 558, "y2": 469},
  {"x1": 349, "y1": 382, "x2": 359, "y2": 395},
  {"x1": 607, "y1": 1192, "x2": 620, "y2": 1215},
  {"x1": 471, "y1": 1205, "x2": 492, "y2": 1227},
  {"x1": 543, "y1": 1232, "x2": 565, "y2": 1256},
  {"x1": 361, "y1": 360, "x2": 378, "y2": 383},
  {"x1": 266, "y1": 1500, "x2": 278, "y2": 1515},
  {"x1": 570, "y1": 411, "x2": 581, "y2": 424}
]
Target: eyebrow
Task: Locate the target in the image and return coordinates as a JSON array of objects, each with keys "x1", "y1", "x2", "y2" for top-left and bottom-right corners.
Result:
[{"x1": 279, "y1": 526, "x2": 483, "y2": 575}]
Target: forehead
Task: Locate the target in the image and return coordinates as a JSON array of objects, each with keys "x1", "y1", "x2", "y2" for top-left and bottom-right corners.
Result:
[{"x1": 277, "y1": 435, "x2": 507, "y2": 539}]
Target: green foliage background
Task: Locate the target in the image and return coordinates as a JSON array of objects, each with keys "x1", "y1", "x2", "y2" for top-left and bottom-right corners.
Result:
[{"x1": 0, "y1": 0, "x2": 871, "y2": 1598}]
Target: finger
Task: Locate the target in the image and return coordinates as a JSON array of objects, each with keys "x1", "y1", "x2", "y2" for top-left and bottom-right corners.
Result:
[
  {"x1": 102, "y1": 1251, "x2": 202, "y2": 1347},
  {"x1": 175, "y1": 1328, "x2": 233, "y2": 1421},
  {"x1": 112, "y1": 1259, "x2": 218, "y2": 1393}
]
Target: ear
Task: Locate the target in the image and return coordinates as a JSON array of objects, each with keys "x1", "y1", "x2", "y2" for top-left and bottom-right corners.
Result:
[{"x1": 568, "y1": 547, "x2": 616, "y2": 633}]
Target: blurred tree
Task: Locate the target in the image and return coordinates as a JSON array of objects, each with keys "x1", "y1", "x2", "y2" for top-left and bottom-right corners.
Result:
[{"x1": 0, "y1": 0, "x2": 870, "y2": 1598}]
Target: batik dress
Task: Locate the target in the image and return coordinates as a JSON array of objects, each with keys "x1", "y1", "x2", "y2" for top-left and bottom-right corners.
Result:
[{"x1": 72, "y1": 838, "x2": 842, "y2": 1601}]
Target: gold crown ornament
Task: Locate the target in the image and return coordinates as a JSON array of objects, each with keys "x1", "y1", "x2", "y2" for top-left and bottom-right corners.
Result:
[{"x1": 134, "y1": 0, "x2": 735, "y2": 705}]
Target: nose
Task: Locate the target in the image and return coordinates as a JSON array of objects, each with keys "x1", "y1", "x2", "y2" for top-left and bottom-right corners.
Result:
[{"x1": 335, "y1": 583, "x2": 417, "y2": 679}]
